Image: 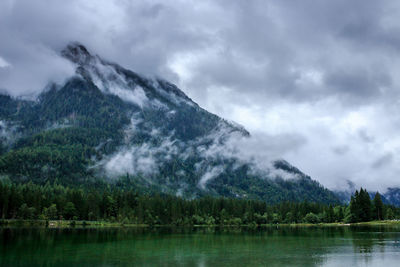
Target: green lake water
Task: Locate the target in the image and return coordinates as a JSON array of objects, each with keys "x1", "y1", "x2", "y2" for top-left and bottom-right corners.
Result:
[{"x1": 1, "y1": 226, "x2": 400, "y2": 266}]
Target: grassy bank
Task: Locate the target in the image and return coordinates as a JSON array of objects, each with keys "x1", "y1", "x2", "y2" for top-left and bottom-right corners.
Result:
[
  {"x1": 261, "y1": 221, "x2": 400, "y2": 227},
  {"x1": 2, "y1": 219, "x2": 400, "y2": 228},
  {"x1": 0, "y1": 219, "x2": 148, "y2": 228},
  {"x1": 351, "y1": 220, "x2": 400, "y2": 226}
]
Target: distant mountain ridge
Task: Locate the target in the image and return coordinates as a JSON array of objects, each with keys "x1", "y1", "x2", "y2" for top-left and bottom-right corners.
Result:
[
  {"x1": 333, "y1": 180, "x2": 400, "y2": 206},
  {"x1": 384, "y1": 188, "x2": 400, "y2": 206},
  {"x1": 0, "y1": 43, "x2": 338, "y2": 204}
]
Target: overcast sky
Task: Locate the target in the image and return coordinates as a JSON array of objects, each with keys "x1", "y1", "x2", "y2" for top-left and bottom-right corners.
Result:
[{"x1": 2, "y1": 0, "x2": 400, "y2": 191}]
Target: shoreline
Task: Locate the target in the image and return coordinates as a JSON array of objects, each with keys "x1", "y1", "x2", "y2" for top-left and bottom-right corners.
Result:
[{"x1": 1, "y1": 219, "x2": 399, "y2": 228}]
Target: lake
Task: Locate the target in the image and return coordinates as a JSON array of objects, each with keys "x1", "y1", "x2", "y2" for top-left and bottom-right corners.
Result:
[{"x1": 1, "y1": 226, "x2": 400, "y2": 266}]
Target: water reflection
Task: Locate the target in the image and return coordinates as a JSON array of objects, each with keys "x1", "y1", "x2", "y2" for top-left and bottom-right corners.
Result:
[{"x1": 1, "y1": 226, "x2": 400, "y2": 266}]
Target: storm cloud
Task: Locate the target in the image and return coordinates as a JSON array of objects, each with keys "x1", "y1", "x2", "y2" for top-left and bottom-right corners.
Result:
[{"x1": 1, "y1": 0, "x2": 400, "y2": 191}]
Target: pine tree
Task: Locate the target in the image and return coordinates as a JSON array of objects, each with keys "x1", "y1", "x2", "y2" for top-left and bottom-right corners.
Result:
[
  {"x1": 373, "y1": 192, "x2": 384, "y2": 220},
  {"x1": 359, "y1": 188, "x2": 371, "y2": 222},
  {"x1": 327, "y1": 205, "x2": 335, "y2": 223},
  {"x1": 386, "y1": 207, "x2": 394, "y2": 220},
  {"x1": 350, "y1": 191, "x2": 360, "y2": 222},
  {"x1": 349, "y1": 188, "x2": 372, "y2": 222}
]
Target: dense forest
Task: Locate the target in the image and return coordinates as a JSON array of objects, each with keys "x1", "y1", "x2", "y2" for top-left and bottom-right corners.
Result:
[{"x1": 0, "y1": 180, "x2": 397, "y2": 226}]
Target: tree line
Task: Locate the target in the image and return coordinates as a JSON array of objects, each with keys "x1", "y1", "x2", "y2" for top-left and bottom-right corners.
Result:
[
  {"x1": 348, "y1": 188, "x2": 395, "y2": 222},
  {"x1": 0, "y1": 181, "x2": 398, "y2": 225}
]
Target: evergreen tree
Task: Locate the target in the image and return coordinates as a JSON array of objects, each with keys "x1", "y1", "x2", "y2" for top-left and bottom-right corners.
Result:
[
  {"x1": 63, "y1": 202, "x2": 76, "y2": 220},
  {"x1": 373, "y1": 192, "x2": 384, "y2": 220},
  {"x1": 0, "y1": 181, "x2": 399, "y2": 225},
  {"x1": 359, "y1": 188, "x2": 371, "y2": 222},
  {"x1": 45, "y1": 204, "x2": 58, "y2": 220},
  {"x1": 386, "y1": 208, "x2": 394, "y2": 220},
  {"x1": 349, "y1": 192, "x2": 360, "y2": 222},
  {"x1": 304, "y1": 212, "x2": 319, "y2": 224},
  {"x1": 327, "y1": 205, "x2": 335, "y2": 223},
  {"x1": 349, "y1": 188, "x2": 372, "y2": 222}
]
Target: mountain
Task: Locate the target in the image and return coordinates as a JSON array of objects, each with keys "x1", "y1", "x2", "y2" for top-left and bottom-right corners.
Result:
[
  {"x1": 0, "y1": 43, "x2": 338, "y2": 204},
  {"x1": 383, "y1": 188, "x2": 400, "y2": 206},
  {"x1": 333, "y1": 180, "x2": 400, "y2": 206},
  {"x1": 333, "y1": 180, "x2": 357, "y2": 204}
]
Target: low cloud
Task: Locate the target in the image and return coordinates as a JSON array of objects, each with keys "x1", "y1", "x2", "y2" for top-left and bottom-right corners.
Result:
[
  {"x1": 0, "y1": 43, "x2": 74, "y2": 98},
  {"x1": 198, "y1": 165, "x2": 224, "y2": 189},
  {"x1": 100, "y1": 117, "x2": 307, "y2": 190},
  {"x1": 103, "y1": 133, "x2": 179, "y2": 177}
]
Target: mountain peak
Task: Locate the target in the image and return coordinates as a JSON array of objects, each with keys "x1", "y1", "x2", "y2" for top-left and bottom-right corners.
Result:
[
  {"x1": 0, "y1": 42, "x2": 340, "y2": 204},
  {"x1": 60, "y1": 42, "x2": 199, "y2": 110},
  {"x1": 61, "y1": 42, "x2": 92, "y2": 65}
]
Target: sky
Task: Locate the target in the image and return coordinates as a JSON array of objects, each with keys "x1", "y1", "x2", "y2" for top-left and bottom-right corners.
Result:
[{"x1": 1, "y1": 0, "x2": 400, "y2": 191}]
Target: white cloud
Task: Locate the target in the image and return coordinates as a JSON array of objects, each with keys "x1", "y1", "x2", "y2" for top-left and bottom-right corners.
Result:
[
  {"x1": 0, "y1": 43, "x2": 74, "y2": 98},
  {"x1": 0, "y1": 56, "x2": 10, "y2": 68},
  {"x1": 198, "y1": 165, "x2": 224, "y2": 189}
]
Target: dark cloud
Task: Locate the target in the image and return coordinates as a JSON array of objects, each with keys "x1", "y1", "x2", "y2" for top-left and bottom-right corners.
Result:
[
  {"x1": 372, "y1": 153, "x2": 393, "y2": 169},
  {"x1": 358, "y1": 129, "x2": 375, "y2": 143},
  {"x1": 324, "y1": 67, "x2": 391, "y2": 101},
  {"x1": 1, "y1": 0, "x2": 398, "y2": 103},
  {"x1": 332, "y1": 145, "x2": 350, "y2": 156}
]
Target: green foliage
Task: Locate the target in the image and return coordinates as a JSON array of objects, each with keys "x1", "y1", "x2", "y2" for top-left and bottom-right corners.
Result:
[
  {"x1": 373, "y1": 192, "x2": 384, "y2": 220},
  {"x1": 18, "y1": 204, "x2": 36, "y2": 220},
  {"x1": 386, "y1": 208, "x2": 394, "y2": 220},
  {"x1": 0, "y1": 79, "x2": 131, "y2": 185},
  {"x1": 45, "y1": 204, "x2": 58, "y2": 220},
  {"x1": 63, "y1": 202, "x2": 77, "y2": 220},
  {"x1": 0, "y1": 144, "x2": 90, "y2": 184},
  {"x1": 1, "y1": 181, "x2": 398, "y2": 225},
  {"x1": 304, "y1": 212, "x2": 319, "y2": 224},
  {"x1": 349, "y1": 188, "x2": 375, "y2": 222}
]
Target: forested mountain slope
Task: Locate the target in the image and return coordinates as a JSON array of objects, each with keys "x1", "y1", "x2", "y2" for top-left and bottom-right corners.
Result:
[{"x1": 0, "y1": 43, "x2": 338, "y2": 204}]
